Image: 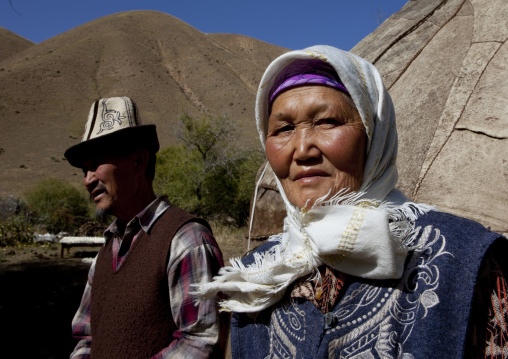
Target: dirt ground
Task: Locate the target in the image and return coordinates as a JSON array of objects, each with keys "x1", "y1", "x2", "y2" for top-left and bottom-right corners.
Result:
[{"x1": 0, "y1": 240, "x2": 242, "y2": 358}]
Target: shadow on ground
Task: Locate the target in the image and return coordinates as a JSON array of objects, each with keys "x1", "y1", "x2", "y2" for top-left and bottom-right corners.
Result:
[
  {"x1": 0, "y1": 254, "x2": 93, "y2": 358},
  {"x1": 0, "y1": 248, "x2": 234, "y2": 358}
]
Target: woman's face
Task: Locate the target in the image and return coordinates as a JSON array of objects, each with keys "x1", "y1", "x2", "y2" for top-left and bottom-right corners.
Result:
[{"x1": 266, "y1": 85, "x2": 367, "y2": 209}]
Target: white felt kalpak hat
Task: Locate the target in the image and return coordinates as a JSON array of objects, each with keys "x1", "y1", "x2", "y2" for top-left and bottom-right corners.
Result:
[{"x1": 64, "y1": 97, "x2": 159, "y2": 168}]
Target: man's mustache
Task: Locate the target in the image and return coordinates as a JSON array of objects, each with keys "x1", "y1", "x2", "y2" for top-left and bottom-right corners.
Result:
[{"x1": 89, "y1": 183, "x2": 107, "y2": 201}]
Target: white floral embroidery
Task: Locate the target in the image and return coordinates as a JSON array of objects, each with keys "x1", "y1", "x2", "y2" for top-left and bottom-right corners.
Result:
[{"x1": 266, "y1": 225, "x2": 451, "y2": 358}]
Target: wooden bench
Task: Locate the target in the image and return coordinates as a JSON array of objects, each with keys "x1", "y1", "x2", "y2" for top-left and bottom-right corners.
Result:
[{"x1": 60, "y1": 236, "x2": 105, "y2": 258}]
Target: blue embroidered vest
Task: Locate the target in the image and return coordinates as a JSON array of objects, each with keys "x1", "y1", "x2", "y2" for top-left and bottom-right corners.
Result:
[{"x1": 231, "y1": 211, "x2": 506, "y2": 358}]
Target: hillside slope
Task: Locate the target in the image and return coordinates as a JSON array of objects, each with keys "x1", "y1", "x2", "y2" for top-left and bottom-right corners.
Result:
[
  {"x1": 0, "y1": 27, "x2": 34, "y2": 62},
  {"x1": 0, "y1": 10, "x2": 288, "y2": 196}
]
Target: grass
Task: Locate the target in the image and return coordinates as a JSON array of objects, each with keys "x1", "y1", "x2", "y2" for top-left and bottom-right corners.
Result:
[
  {"x1": 0, "y1": 223, "x2": 251, "y2": 265},
  {"x1": 209, "y1": 222, "x2": 248, "y2": 264},
  {"x1": 0, "y1": 242, "x2": 61, "y2": 263}
]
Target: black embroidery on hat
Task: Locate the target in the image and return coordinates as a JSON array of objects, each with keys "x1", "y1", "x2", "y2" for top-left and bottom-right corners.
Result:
[
  {"x1": 123, "y1": 97, "x2": 136, "y2": 126},
  {"x1": 97, "y1": 98, "x2": 126, "y2": 135}
]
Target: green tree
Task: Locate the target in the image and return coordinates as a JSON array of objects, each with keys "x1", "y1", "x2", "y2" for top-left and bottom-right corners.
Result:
[
  {"x1": 154, "y1": 144, "x2": 203, "y2": 212},
  {"x1": 154, "y1": 114, "x2": 263, "y2": 226},
  {"x1": 178, "y1": 113, "x2": 236, "y2": 163},
  {"x1": 24, "y1": 178, "x2": 91, "y2": 233}
]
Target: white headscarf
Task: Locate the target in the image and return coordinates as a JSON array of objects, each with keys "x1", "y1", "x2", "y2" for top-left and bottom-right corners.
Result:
[{"x1": 196, "y1": 46, "x2": 434, "y2": 313}]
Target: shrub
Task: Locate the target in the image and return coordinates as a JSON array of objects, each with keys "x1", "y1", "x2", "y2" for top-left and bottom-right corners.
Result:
[
  {"x1": 0, "y1": 215, "x2": 34, "y2": 247},
  {"x1": 154, "y1": 114, "x2": 264, "y2": 227},
  {"x1": 23, "y1": 178, "x2": 91, "y2": 233},
  {"x1": 154, "y1": 144, "x2": 203, "y2": 212}
]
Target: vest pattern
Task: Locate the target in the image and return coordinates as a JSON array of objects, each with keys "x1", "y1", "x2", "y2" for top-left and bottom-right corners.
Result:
[{"x1": 231, "y1": 211, "x2": 505, "y2": 359}]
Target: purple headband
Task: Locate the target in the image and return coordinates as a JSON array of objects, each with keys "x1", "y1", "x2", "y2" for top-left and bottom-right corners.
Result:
[{"x1": 268, "y1": 59, "x2": 349, "y2": 105}]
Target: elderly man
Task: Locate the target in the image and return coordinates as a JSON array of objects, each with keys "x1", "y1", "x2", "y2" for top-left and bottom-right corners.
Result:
[{"x1": 64, "y1": 97, "x2": 227, "y2": 358}]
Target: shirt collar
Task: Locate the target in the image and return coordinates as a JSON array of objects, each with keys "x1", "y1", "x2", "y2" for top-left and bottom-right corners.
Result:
[{"x1": 104, "y1": 196, "x2": 171, "y2": 241}]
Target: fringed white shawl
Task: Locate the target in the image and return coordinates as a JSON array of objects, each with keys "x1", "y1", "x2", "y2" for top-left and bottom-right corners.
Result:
[{"x1": 195, "y1": 46, "x2": 435, "y2": 313}]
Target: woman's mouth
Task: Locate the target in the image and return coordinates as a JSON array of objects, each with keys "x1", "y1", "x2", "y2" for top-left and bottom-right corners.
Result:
[{"x1": 293, "y1": 169, "x2": 329, "y2": 182}]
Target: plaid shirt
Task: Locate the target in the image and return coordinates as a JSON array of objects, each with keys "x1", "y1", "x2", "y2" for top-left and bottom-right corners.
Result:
[{"x1": 70, "y1": 196, "x2": 227, "y2": 358}]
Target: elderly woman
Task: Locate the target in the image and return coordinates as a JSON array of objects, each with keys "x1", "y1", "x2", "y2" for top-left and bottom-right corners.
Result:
[{"x1": 198, "y1": 46, "x2": 507, "y2": 357}]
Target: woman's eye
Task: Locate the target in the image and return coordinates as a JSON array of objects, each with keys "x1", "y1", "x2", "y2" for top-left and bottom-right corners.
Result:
[
  {"x1": 318, "y1": 118, "x2": 340, "y2": 127},
  {"x1": 271, "y1": 124, "x2": 293, "y2": 136}
]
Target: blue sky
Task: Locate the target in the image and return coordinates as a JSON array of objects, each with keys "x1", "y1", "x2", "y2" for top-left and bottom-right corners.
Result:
[{"x1": 1, "y1": 0, "x2": 408, "y2": 50}]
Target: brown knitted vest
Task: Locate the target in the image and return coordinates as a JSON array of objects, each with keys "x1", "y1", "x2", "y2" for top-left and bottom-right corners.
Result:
[{"x1": 91, "y1": 206, "x2": 206, "y2": 359}]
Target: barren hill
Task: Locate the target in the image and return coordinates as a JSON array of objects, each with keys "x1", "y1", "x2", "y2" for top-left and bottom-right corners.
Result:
[
  {"x1": 0, "y1": 27, "x2": 34, "y2": 62},
  {"x1": 0, "y1": 10, "x2": 288, "y2": 196}
]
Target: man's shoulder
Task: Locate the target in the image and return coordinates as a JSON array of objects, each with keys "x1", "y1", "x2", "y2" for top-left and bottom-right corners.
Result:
[
  {"x1": 166, "y1": 212, "x2": 218, "y2": 251},
  {"x1": 159, "y1": 204, "x2": 194, "y2": 220},
  {"x1": 154, "y1": 205, "x2": 211, "y2": 232},
  {"x1": 168, "y1": 220, "x2": 223, "y2": 267},
  {"x1": 176, "y1": 220, "x2": 214, "y2": 241}
]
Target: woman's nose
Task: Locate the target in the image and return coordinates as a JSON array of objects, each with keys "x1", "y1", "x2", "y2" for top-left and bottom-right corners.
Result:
[{"x1": 293, "y1": 128, "x2": 320, "y2": 161}]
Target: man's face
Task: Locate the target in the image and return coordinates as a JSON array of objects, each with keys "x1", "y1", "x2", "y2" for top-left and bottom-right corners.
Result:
[{"x1": 82, "y1": 153, "x2": 137, "y2": 219}]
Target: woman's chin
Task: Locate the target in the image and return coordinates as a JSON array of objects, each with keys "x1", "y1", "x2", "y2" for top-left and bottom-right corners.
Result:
[
  {"x1": 287, "y1": 186, "x2": 360, "y2": 210},
  {"x1": 288, "y1": 193, "x2": 327, "y2": 210}
]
